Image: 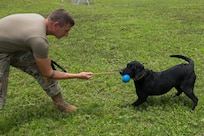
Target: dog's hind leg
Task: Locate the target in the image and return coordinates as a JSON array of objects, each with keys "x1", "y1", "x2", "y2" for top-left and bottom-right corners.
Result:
[
  {"x1": 183, "y1": 91, "x2": 198, "y2": 110},
  {"x1": 182, "y1": 77, "x2": 197, "y2": 110},
  {"x1": 174, "y1": 86, "x2": 183, "y2": 97}
]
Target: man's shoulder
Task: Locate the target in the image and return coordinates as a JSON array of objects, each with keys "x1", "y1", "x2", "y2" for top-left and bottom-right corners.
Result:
[
  {"x1": 15, "y1": 13, "x2": 44, "y2": 20},
  {"x1": 1, "y1": 13, "x2": 44, "y2": 22}
]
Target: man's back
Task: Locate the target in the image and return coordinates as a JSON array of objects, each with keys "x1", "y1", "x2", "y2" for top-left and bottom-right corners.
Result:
[{"x1": 0, "y1": 14, "x2": 46, "y2": 53}]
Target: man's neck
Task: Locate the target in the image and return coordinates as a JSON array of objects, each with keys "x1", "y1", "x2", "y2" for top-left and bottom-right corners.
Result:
[{"x1": 45, "y1": 18, "x2": 53, "y2": 35}]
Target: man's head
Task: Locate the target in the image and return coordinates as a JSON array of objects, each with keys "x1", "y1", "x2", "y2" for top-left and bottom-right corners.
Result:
[
  {"x1": 46, "y1": 9, "x2": 75, "y2": 39},
  {"x1": 48, "y1": 9, "x2": 75, "y2": 27}
]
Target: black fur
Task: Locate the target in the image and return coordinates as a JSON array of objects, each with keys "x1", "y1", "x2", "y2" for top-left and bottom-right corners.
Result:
[{"x1": 120, "y1": 55, "x2": 198, "y2": 110}]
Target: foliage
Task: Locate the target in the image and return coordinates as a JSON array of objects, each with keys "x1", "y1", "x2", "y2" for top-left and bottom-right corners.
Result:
[{"x1": 0, "y1": 0, "x2": 204, "y2": 135}]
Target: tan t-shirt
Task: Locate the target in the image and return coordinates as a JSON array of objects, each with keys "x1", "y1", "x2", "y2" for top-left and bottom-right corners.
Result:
[{"x1": 0, "y1": 13, "x2": 48, "y2": 58}]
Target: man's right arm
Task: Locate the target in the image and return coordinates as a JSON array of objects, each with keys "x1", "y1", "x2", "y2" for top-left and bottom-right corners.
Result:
[{"x1": 34, "y1": 57, "x2": 93, "y2": 80}]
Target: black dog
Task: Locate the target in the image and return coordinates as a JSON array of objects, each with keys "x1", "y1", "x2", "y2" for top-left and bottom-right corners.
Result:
[{"x1": 120, "y1": 55, "x2": 198, "y2": 110}]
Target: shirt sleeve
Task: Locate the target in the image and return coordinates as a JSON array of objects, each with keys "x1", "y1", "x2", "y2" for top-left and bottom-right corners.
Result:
[{"x1": 26, "y1": 37, "x2": 49, "y2": 58}]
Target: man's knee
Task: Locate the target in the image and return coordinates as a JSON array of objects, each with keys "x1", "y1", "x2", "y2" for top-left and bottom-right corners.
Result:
[{"x1": 42, "y1": 79, "x2": 61, "y2": 97}]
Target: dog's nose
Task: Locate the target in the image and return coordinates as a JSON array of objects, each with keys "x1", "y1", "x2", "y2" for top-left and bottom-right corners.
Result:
[{"x1": 119, "y1": 70, "x2": 123, "y2": 75}]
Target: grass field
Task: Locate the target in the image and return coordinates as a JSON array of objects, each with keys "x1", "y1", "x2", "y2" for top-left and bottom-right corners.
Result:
[{"x1": 0, "y1": 0, "x2": 204, "y2": 135}]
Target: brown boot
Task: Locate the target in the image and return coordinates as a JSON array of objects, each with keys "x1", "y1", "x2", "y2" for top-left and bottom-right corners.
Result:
[{"x1": 51, "y1": 93, "x2": 77, "y2": 113}]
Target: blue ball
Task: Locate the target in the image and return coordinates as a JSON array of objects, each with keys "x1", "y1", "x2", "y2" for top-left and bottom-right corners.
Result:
[{"x1": 122, "y1": 74, "x2": 130, "y2": 83}]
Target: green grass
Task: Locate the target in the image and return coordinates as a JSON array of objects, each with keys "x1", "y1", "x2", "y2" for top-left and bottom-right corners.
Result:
[{"x1": 0, "y1": 0, "x2": 204, "y2": 135}]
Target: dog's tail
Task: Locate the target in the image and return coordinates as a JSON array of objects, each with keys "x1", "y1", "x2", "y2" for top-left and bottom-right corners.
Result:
[{"x1": 170, "y1": 55, "x2": 194, "y2": 66}]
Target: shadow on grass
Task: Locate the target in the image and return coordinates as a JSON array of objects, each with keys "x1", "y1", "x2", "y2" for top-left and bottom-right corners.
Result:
[
  {"x1": 121, "y1": 94, "x2": 195, "y2": 111},
  {"x1": 0, "y1": 94, "x2": 198, "y2": 134},
  {"x1": 0, "y1": 101, "x2": 75, "y2": 134}
]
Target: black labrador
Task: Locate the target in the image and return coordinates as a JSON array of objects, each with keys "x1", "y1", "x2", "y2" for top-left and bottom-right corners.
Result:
[{"x1": 120, "y1": 55, "x2": 198, "y2": 110}]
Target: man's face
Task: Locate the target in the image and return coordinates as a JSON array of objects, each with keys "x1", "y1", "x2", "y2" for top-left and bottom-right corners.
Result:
[{"x1": 53, "y1": 22, "x2": 72, "y2": 39}]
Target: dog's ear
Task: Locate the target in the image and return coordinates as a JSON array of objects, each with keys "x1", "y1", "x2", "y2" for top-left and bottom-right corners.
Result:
[{"x1": 134, "y1": 63, "x2": 144, "y2": 70}]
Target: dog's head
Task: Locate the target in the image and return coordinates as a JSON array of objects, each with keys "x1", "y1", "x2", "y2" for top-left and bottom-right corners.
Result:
[{"x1": 120, "y1": 61, "x2": 146, "y2": 80}]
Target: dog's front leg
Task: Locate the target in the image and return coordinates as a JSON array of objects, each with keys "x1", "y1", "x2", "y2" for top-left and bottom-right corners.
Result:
[
  {"x1": 121, "y1": 97, "x2": 146, "y2": 108},
  {"x1": 132, "y1": 89, "x2": 148, "y2": 107},
  {"x1": 131, "y1": 98, "x2": 147, "y2": 107}
]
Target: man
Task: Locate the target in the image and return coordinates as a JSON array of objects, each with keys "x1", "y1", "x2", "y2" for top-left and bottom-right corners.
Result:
[{"x1": 0, "y1": 9, "x2": 93, "y2": 113}]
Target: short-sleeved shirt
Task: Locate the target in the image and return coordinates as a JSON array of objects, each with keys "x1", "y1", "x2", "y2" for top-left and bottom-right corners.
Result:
[{"x1": 0, "y1": 13, "x2": 48, "y2": 58}]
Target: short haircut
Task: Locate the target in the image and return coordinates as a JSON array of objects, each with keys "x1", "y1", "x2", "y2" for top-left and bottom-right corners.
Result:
[{"x1": 48, "y1": 9, "x2": 75, "y2": 27}]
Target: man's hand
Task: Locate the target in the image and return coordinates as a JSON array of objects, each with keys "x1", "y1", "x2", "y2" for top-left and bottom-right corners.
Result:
[{"x1": 78, "y1": 72, "x2": 93, "y2": 79}]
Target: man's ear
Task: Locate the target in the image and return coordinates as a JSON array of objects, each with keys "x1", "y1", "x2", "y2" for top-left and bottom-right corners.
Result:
[{"x1": 53, "y1": 22, "x2": 59, "y2": 27}]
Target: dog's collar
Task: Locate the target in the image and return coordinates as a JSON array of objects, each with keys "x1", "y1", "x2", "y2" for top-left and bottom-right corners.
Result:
[
  {"x1": 134, "y1": 70, "x2": 149, "y2": 81},
  {"x1": 134, "y1": 73, "x2": 145, "y2": 81}
]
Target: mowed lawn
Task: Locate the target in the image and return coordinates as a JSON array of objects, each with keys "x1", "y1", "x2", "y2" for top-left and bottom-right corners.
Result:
[{"x1": 0, "y1": 0, "x2": 204, "y2": 135}]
